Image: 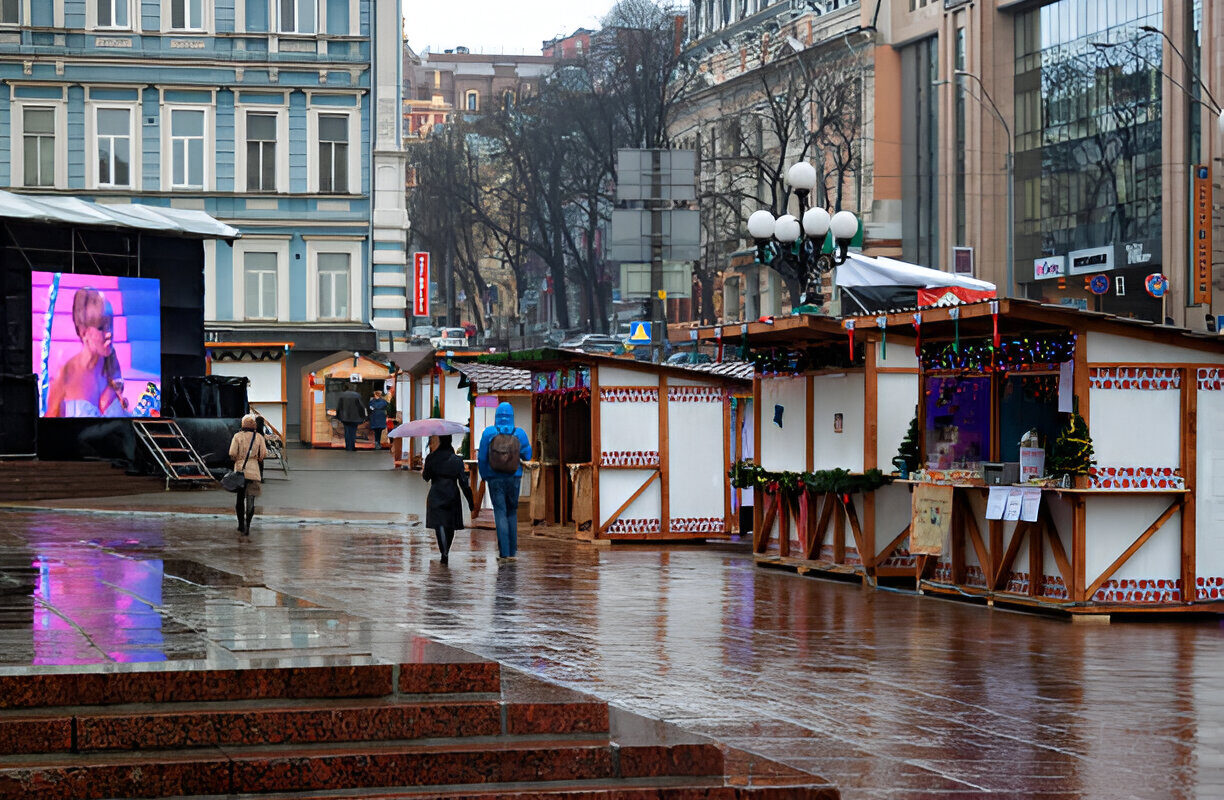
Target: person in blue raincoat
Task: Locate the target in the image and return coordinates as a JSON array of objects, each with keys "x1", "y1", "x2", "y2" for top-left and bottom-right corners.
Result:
[{"x1": 477, "y1": 402, "x2": 531, "y2": 561}]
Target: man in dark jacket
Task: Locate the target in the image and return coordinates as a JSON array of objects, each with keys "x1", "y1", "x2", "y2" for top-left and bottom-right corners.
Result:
[
  {"x1": 335, "y1": 387, "x2": 367, "y2": 451},
  {"x1": 477, "y1": 402, "x2": 531, "y2": 560}
]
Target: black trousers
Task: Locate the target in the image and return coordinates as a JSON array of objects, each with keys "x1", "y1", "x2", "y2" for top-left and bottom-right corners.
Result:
[
  {"x1": 235, "y1": 487, "x2": 255, "y2": 527},
  {"x1": 434, "y1": 526, "x2": 455, "y2": 559}
]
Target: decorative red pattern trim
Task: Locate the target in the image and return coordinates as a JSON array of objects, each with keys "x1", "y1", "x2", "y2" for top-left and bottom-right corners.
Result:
[
  {"x1": 1089, "y1": 466, "x2": 1184, "y2": 490},
  {"x1": 600, "y1": 387, "x2": 659, "y2": 403},
  {"x1": 1089, "y1": 367, "x2": 1181, "y2": 390},
  {"x1": 600, "y1": 450, "x2": 660, "y2": 467},
  {"x1": 1198, "y1": 368, "x2": 1224, "y2": 390},
  {"x1": 666, "y1": 386, "x2": 724, "y2": 403},
  {"x1": 669, "y1": 517, "x2": 726, "y2": 533},
  {"x1": 1001, "y1": 572, "x2": 1069, "y2": 599},
  {"x1": 1195, "y1": 576, "x2": 1224, "y2": 600},
  {"x1": 1093, "y1": 577, "x2": 1183, "y2": 603},
  {"x1": 605, "y1": 518, "x2": 661, "y2": 535}
]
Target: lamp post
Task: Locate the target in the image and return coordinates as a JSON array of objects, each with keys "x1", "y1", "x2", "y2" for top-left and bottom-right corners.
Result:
[
  {"x1": 748, "y1": 161, "x2": 859, "y2": 311},
  {"x1": 953, "y1": 69, "x2": 1014, "y2": 298}
]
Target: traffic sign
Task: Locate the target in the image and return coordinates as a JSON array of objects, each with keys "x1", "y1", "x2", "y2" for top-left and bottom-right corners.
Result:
[{"x1": 628, "y1": 321, "x2": 652, "y2": 342}]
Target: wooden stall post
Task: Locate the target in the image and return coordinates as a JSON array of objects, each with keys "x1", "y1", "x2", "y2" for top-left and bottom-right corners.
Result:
[
  {"x1": 862, "y1": 338, "x2": 878, "y2": 579},
  {"x1": 805, "y1": 375, "x2": 815, "y2": 473},
  {"x1": 591, "y1": 367, "x2": 602, "y2": 539},
  {"x1": 1071, "y1": 329, "x2": 1089, "y2": 602},
  {"x1": 1180, "y1": 367, "x2": 1197, "y2": 599},
  {"x1": 833, "y1": 499, "x2": 845, "y2": 564},
  {"x1": 659, "y1": 374, "x2": 670, "y2": 537},
  {"x1": 723, "y1": 391, "x2": 733, "y2": 532},
  {"x1": 753, "y1": 374, "x2": 762, "y2": 538}
]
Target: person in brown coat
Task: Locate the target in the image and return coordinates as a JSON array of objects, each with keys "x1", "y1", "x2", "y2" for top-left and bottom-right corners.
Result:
[{"x1": 228, "y1": 413, "x2": 268, "y2": 534}]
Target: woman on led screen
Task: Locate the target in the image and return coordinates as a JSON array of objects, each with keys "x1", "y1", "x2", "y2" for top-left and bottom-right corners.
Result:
[{"x1": 45, "y1": 288, "x2": 129, "y2": 418}]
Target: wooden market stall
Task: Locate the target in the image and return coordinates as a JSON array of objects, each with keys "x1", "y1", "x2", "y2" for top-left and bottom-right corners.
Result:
[
  {"x1": 299, "y1": 351, "x2": 394, "y2": 449},
  {"x1": 685, "y1": 300, "x2": 1224, "y2": 615},
  {"x1": 478, "y1": 349, "x2": 752, "y2": 542}
]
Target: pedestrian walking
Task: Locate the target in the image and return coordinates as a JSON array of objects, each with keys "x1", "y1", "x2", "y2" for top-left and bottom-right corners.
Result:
[
  {"x1": 228, "y1": 413, "x2": 268, "y2": 534},
  {"x1": 335, "y1": 386, "x2": 366, "y2": 451},
  {"x1": 368, "y1": 390, "x2": 388, "y2": 448},
  {"x1": 422, "y1": 434, "x2": 473, "y2": 564},
  {"x1": 477, "y1": 402, "x2": 531, "y2": 561}
]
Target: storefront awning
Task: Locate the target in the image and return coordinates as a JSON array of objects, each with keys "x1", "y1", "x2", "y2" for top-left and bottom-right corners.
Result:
[{"x1": 0, "y1": 191, "x2": 240, "y2": 240}]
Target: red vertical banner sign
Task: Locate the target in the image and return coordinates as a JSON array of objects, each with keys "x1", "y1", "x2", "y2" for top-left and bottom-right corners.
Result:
[
  {"x1": 412, "y1": 252, "x2": 430, "y2": 317},
  {"x1": 1193, "y1": 165, "x2": 1212, "y2": 306}
]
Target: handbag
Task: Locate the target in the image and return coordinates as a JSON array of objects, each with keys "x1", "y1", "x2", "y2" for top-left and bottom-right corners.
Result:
[{"x1": 221, "y1": 431, "x2": 258, "y2": 493}]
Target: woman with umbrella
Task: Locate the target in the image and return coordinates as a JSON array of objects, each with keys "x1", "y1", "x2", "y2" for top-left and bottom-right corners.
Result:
[{"x1": 393, "y1": 418, "x2": 473, "y2": 564}]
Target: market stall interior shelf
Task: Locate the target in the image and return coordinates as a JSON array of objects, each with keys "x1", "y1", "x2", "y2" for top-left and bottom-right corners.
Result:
[
  {"x1": 679, "y1": 299, "x2": 1224, "y2": 615},
  {"x1": 479, "y1": 349, "x2": 752, "y2": 542}
]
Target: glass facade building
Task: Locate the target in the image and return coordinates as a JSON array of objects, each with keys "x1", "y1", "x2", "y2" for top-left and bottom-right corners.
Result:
[{"x1": 1014, "y1": 0, "x2": 1163, "y2": 317}]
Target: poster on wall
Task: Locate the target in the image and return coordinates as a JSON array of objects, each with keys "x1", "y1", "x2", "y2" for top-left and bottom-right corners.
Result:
[
  {"x1": 32, "y1": 271, "x2": 162, "y2": 418},
  {"x1": 910, "y1": 483, "x2": 953, "y2": 555}
]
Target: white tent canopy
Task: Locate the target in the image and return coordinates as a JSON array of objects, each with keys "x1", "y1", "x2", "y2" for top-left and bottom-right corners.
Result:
[
  {"x1": 0, "y1": 191, "x2": 240, "y2": 240},
  {"x1": 836, "y1": 252, "x2": 995, "y2": 291}
]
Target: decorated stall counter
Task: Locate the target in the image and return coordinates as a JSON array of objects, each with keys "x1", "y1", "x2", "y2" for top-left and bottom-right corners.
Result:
[
  {"x1": 684, "y1": 298, "x2": 1224, "y2": 615},
  {"x1": 478, "y1": 349, "x2": 752, "y2": 542}
]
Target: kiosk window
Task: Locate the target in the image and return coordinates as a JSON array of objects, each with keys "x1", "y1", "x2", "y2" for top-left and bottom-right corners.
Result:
[
  {"x1": 998, "y1": 373, "x2": 1061, "y2": 461},
  {"x1": 924, "y1": 376, "x2": 990, "y2": 470}
]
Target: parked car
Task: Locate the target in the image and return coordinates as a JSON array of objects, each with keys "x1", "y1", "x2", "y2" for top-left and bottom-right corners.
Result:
[
  {"x1": 559, "y1": 333, "x2": 622, "y2": 354},
  {"x1": 665, "y1": 351, "x2": 713, "y2": 365},
  {"x1": 432, "y1": 327, "x2": 469, "y2": 349},
  {"x1": 409, "y1": 325, "x2": 440, "y2": 346}
]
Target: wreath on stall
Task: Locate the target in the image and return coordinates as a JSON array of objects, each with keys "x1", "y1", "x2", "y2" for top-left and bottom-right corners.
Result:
[{"x1": 728, "y1": 460, "x2": 891, "y2": 497}]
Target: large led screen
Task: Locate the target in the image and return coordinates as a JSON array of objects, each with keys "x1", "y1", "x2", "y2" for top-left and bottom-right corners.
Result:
[{"x1": 33, "y1": 271, "x2": 161, "y2": 418}]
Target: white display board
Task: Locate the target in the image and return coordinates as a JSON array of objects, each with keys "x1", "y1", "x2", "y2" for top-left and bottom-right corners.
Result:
[
  {"x1": 876, "y1": 373, "x2": 917, "y2": 470},
  {"x1": 810, "y1": 373, "x2": 864, "y2": 472},
  {"x1": 1090, "y1": 386, "x2": 1180, "y2": 469},
  {"x1": 210, "y1": 360, "x2": 284, "y2": 431},
  {"x1": 599, "y1": 365, "x2": 658, "y2": 388},
  {"x1": 759, "y1": 376, "x2": 806, "y2": 472},
  {"x1": 667, "y1": 389, "x2": 725, "y2": 523},
  {"x1": 599, "y1": 393, "x2": 660, "y2": 455},
  {"x1": 1196, "y1": 382, "x2": 1224, "y2": 584}
]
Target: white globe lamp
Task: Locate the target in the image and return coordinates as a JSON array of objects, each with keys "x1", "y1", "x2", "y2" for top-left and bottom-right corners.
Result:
[
  {"x1": 830, "y1": 210, "x2": 858, "y2": 242},
  {"x1": 747, "y1": 209, "x2": 776, "y2": 240},
  {"x1": 773, "y1": 214, "x2": 801, "y2": 243},
  {"x1": 785, "y1": 162, "x2": 818, "y2": 192},
  {"x1": 802, "y1": 207, "x2": 831, "y2": 238}
]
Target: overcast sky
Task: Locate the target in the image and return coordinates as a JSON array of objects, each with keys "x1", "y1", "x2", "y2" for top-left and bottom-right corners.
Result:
[{"x1": 404, "y1": 0, "x2": 616, "y2": 56}]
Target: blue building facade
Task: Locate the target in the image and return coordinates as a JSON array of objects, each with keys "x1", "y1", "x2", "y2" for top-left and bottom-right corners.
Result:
[{"x1": 1, "y1": 0, "x2": 410, "y2": 434}]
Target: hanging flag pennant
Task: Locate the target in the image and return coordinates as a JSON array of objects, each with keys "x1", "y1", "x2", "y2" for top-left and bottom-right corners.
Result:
[
  {"x1": 912, "y1": 312, "x2": 922, "y2": 357},
  {"x1": 990, "y1": 300, "x2": 1000, "y2": 349},
  {"x1": 876, "y1": 316, "x2": 887, "y2": 361},
  {"x1": 845, "y1": 319, "x2": 856, "y2": 361},
  {"x1": 949, "y1": 307, "x2": 961, "y2": 354}
]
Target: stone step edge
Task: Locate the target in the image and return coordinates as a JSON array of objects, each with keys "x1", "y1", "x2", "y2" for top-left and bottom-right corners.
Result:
[
  {"x1": 0, "y1": 700, "x2": 613, "y2": 755},
  {"x1": 0, "y1": 742, "x2": 731, "y2": 799},
  {"x1": 0, "y1": 662, "x2": 501, "y2": 710},
  {"x1": 195, "y1": 774, "x2": 837, "y2": 800}
]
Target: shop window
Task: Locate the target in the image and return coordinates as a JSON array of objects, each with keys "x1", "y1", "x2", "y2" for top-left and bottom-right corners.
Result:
[
  {"x1": 923, "y1": 375, "x2": 990, "y2": 471},
  {"x1": 997, "y1": 373, "x2": 1062, "y2": 462},
  {"x1": 0, "y1": 0, "x2": 18, "y2": 24}
]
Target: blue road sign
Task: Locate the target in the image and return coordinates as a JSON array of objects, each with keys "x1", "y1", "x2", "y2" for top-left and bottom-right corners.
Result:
[{"x1": 628, "y1": 321, "x2": 652, "y2": 342}]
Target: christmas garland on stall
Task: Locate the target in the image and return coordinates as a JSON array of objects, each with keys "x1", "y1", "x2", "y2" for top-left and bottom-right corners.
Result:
[
  {"x1": 749, "y1": 343, "x2": 863, "y2": 375},
  {"x1": 920, "y1": 334, "x2": 1076, "y2": 373},
  {"x1": 728, "y1": 460, "x2": 891, "y2": 497}
]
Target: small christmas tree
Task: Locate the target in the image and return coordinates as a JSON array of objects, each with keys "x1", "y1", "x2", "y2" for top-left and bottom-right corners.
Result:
[
  {"x1": 431, "y1": 397, "x2": 442, "y2": 418},
  {"x1": 1048, "y1": 398, "x2": 1095, "y2": 478},
  {"x1": 895, "y1": 414, "x2": 921, "y2": 473}
]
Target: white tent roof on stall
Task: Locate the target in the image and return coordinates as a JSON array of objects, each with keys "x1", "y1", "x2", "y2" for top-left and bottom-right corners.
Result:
[
  {"x1": 0, "y1": 190, "x2": 240, "y2": 240},
  {"x1": 836, "y1": 252, "x2": 995, "y2": 314},
  {"x1": 836, "y1": 252, "x2": 995, "y2": 291}
]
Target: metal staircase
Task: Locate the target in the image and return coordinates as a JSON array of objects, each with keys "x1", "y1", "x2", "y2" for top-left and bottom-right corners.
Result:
[{"x1": 131, "y1": 418, "x2": 217, "y2": 488}]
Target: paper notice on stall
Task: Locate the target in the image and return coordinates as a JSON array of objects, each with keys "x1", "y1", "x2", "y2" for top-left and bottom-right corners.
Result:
[
  {"x1": 986, "y1": 487, "x2": 1008, "y2": 520},
  {"x1": 1058, "y1": 360, "x2": 1074, "y2": 413},
  {"x1": 1020, "y1": 488, "x2": 1042, "y2": 522},
  {"x1": 1003, "y1": 490, "x2": 1023, "y2": 521}
]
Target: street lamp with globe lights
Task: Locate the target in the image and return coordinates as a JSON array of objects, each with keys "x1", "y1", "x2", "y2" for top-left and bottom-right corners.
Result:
[{"x1": 747, "y1": 162, "x2": 858, "y2": 310}]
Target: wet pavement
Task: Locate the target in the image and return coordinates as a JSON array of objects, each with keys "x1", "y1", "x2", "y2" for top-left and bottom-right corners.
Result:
[{"x1": 1, "y1": 470, "x2": 1223, "y2": 798}]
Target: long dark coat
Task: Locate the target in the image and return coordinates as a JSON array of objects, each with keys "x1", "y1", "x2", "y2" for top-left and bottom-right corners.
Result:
[{"x1": 422, "y1": 448, "x2": 474, "y2": 530}]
